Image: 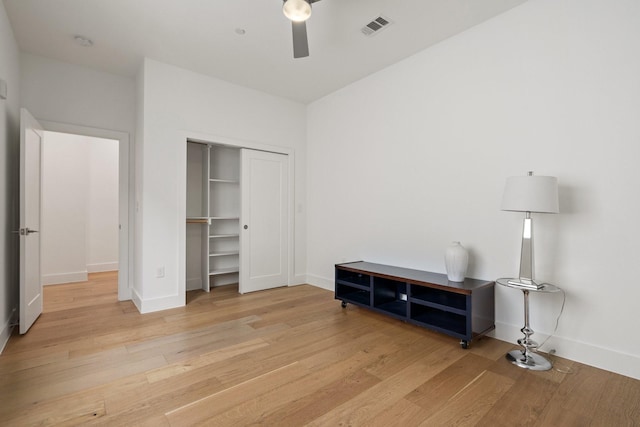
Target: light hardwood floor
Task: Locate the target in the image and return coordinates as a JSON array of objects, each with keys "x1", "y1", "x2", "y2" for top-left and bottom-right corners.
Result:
[{"x1": 1, "y1": 271, "x2": 639, "y2": 426}]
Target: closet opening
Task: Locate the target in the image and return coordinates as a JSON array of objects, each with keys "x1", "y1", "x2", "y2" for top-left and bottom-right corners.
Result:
[
  {"x1": 186, "y1": 142, "x2": 240, "y2": 293},
  {"x1": 184, "y1": 139, "x2": 291, "y2": 299}
]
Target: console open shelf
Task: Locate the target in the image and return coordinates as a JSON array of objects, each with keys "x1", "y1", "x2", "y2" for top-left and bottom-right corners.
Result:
[{"x1": 335, "y1": 261, "x2": 495, "y2": 348}]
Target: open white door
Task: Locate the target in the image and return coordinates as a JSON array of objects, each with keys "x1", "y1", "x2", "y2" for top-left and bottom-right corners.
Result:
[
  {"x1": 239, "y1": 149, "x2": 289, "y2": 293},
  {"x1": 19, "y1": 108, "x2": 44, "y2": 334}
]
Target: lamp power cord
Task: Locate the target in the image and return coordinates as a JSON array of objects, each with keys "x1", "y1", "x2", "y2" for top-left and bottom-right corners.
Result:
[{"x1": 536, "y1": 287, "x2": 572, "y2": 374}]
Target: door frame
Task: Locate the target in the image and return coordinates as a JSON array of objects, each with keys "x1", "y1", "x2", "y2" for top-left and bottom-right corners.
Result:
[
  {"x1": 178, "y1": 131, "x2": 295, "y2": 298},
  {"x1": 39, "y1": 120, "x2": 132, "y2": 301}
]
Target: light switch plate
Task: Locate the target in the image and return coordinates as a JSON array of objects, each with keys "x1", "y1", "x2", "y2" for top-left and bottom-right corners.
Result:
[{"x1": 0, "y1": 79, "x2": 7, "y2": 100}]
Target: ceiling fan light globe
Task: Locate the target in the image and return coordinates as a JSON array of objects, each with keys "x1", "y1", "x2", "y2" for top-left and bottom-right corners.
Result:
[{"x1": 283, "y1": 0, "x2": 312, "y2": 22}]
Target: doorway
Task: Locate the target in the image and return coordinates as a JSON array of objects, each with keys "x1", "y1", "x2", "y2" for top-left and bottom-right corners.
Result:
[
  {"x1": 41, "y1": 131, "x2": 119, "y2": 288},
  {"x1": 39, "y1": 120, "x2": 131, "y2": 301}
]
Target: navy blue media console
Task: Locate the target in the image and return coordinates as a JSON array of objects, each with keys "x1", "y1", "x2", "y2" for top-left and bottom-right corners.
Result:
[{"x1": 335, "y1": 261, "x2": 495, "y2": 348}]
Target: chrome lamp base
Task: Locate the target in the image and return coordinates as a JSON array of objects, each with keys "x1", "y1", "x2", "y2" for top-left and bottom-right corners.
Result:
[
  {"x1": 506, "y1": 349, "x2": 552, "y2": 371},
  {"x1": 508, "y1": 286, "x2": 553, "y2": 371},
  {"x1": 497, "y1": 278, "x2": 561, "y2": 373}
]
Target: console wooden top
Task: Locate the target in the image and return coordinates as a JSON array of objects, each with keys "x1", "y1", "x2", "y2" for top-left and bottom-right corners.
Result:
[{"x1": 336, "y1": 261, "x2": 494, "y2": 295}]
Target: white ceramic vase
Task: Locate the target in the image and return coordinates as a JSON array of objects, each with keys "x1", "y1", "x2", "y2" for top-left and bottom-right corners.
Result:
[{"x1": 445, "y1": 241, "x2": 468, "y2": 282}]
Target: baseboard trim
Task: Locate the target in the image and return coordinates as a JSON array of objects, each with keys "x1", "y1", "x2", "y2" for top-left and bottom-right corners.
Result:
[
  {"x1": 287, "y1": 274, "x2": 308, "y2": 287},
  {"x1": 0, "y1": 308, "x2": 17, "y2": 354},
  {"x1": 87, "y1": 262, "x2": 118, "y2": 273},
  {"x1": 42, "y1": 271, "x2": 88, "y2": 286},
  {"x1": 494, "y1": 321, "x2": 640, "y2": 380},
  {"x1": 186, "y1": 277, "x2": 202, "y2": 291},
  {"x1": 305, "y1": 274, "x2": 333, "y2": 291},
  {"x1": 131, "y1": 288, "x2": 143, "y2": 313},
  {"x1": 133, "y1": 292, "x2": 185, "y2": 314}
]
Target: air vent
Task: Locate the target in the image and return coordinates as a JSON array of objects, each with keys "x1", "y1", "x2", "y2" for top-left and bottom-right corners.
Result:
[{"x1": 361, "y1": 16, "x2": 392, "y2": 36}]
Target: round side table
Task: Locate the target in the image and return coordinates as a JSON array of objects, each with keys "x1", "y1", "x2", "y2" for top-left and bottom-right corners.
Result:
[{"x1": 497, "y1": 278, "x2": 562, "y2": 371}]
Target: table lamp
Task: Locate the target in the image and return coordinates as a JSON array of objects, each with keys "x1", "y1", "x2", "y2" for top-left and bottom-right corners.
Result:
[{"x1": 501, "y1": 171, "x2": 559, "y2": 289}]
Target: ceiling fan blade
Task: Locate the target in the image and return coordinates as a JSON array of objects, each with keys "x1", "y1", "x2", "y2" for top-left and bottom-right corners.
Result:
[{"x1": 292, "y1": 21, "x2": 309, "y2": 58}]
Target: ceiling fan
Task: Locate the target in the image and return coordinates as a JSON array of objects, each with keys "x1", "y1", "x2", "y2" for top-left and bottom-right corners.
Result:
[{"x1": 282, "y1": 0, "x2": 322, "y2": 58}]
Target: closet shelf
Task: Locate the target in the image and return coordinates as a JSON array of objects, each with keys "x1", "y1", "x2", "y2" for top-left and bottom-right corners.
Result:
[
  {"x1": 209, "y1": 251, "x2": 239, "y2": 257},
  {"x1": 210, "y1": 178, "x2": 239, "y2": 184},
  {"x1": 187, "y1": 216, "x2": 240, "y2": 223},
  {"x1": 209, "y1": 267, "x2": 240, "y2": 276}
]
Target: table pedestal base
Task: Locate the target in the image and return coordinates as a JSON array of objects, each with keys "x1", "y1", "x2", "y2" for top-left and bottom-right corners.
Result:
[{"x1": 506, "y1": 349, "x2": 552, "y2": 371}]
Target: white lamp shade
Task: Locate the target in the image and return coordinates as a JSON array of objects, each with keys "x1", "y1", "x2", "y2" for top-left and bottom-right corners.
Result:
[
  {"x1": 501, "y1": 174, "x2": 559, "y2": 213},
  {"x1": 283, "y1": 0, "x2": 312, "y2": 22}
]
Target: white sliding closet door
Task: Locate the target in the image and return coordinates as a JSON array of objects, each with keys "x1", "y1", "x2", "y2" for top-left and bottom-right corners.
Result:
[{"x1": 239, "y1": 149, "x2": 289, "y2": 293}]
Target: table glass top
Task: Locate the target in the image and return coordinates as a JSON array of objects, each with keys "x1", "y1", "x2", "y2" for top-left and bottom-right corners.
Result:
[{"x1": 496, "y1": 278, "x2": 561, "y2": 293}]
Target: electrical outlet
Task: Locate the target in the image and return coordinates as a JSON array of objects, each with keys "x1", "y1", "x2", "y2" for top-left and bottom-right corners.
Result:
[{"x1": 156, "y1": 267, "x2": 165, "y2": 278}]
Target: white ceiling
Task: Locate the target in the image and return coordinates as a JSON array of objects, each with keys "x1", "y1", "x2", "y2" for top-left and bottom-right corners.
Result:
[{"x1": 4, "y1": 0, "x2": 527, "y2": 104}]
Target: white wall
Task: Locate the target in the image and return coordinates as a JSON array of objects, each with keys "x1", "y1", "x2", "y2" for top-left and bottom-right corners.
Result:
[
  {"x1": 307, "y1": 0, "x2": 640, "y2": 379},
  {"x1": 87, "y1": 137, "x2": 119, "y2": 272},
  {"x1": 41, "y1": 133, "x2": 89, "y2": 284},
  {"x1": 0, "y1": 1, "x2": 21, "y2": 351},
  {"x1": 20, "y1": 53, "x2": 136, "y2": 134},
  {"x1": 41, "y1": 132, "x2": 118, "y2": 285},
  {"x1": 134, "y1": 58, "x2": 307, "y2": 313}
]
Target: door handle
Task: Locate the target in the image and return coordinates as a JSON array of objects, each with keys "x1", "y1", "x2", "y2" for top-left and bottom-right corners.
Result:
[{"x1": 14, "y1": 228, "x2": 39, "y2": 235}]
